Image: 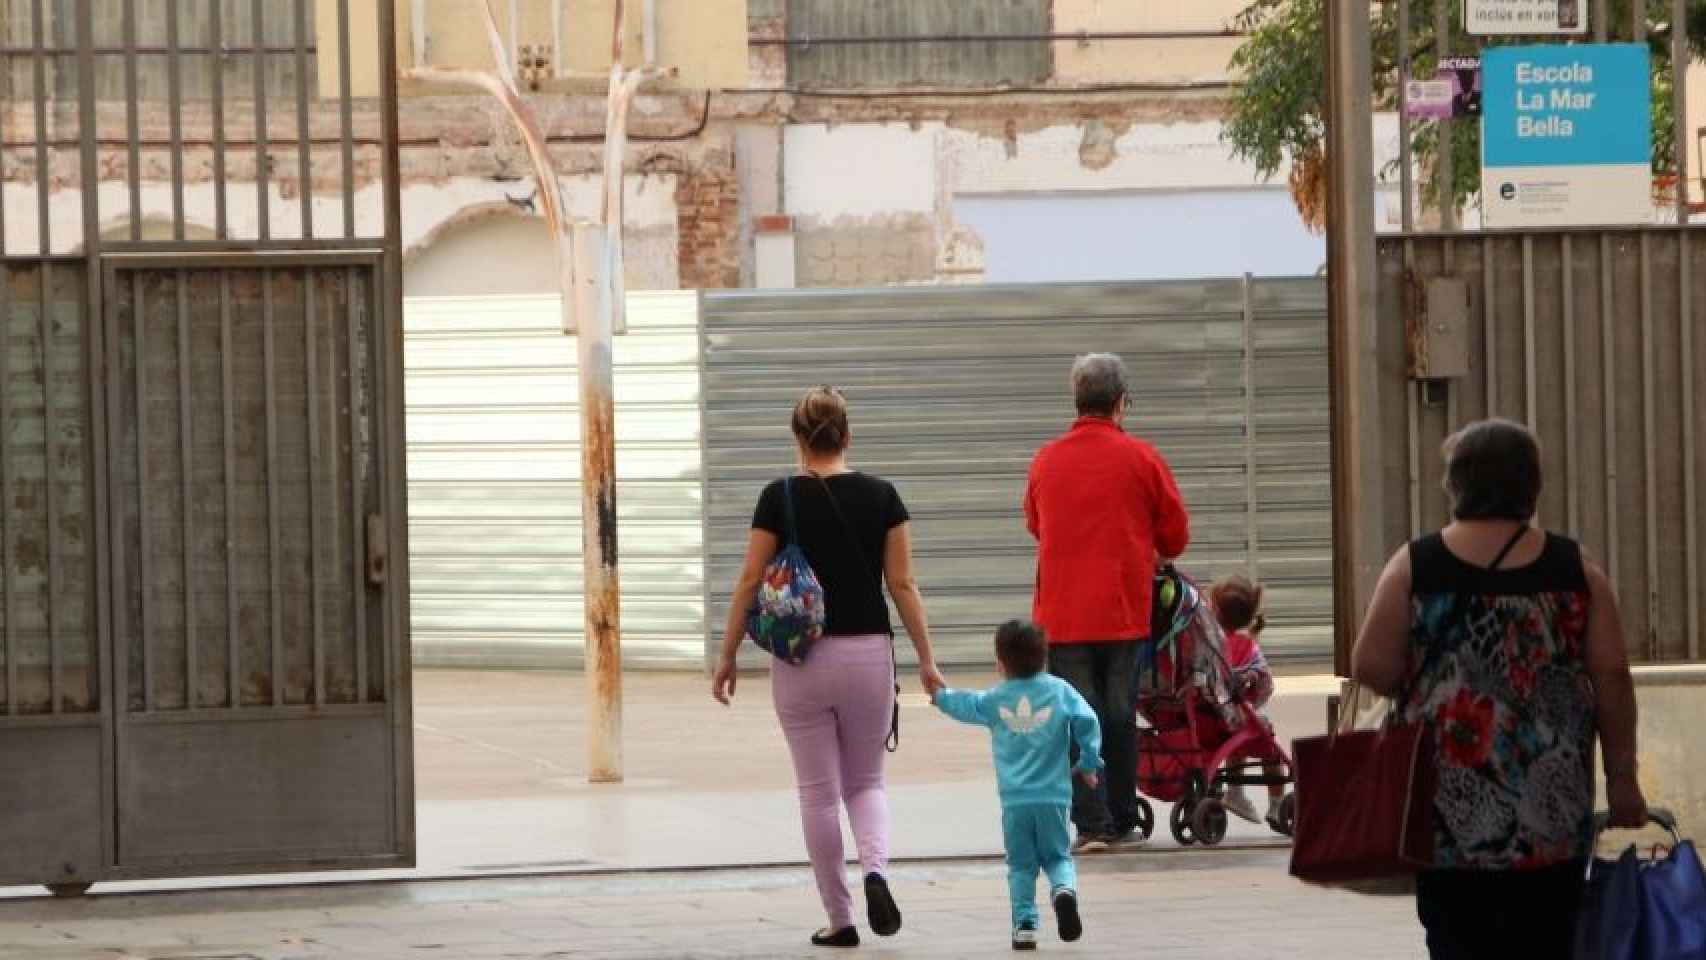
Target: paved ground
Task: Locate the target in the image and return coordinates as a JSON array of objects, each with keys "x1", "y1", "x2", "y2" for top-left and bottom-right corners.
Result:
[{"x1": 0, "y1": 849, "x2": 1428, "y2": 959}]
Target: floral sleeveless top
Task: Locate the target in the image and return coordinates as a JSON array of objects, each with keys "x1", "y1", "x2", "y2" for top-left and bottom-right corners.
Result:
[{"x1": 1395, "y1": 532, "x2": 1596, "y2": 870}]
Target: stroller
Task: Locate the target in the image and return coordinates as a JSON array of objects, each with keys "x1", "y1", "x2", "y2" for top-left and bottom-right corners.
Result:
[{"x1": 1129, "y1": 564, "x2": 1296, "y2": 846}]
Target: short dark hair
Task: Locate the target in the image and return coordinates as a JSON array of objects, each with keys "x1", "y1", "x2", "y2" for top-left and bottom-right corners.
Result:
[
  {"x1": 995, "y1": 619, "x2": 1048, "y2": 678},
  {"x1": 1442, "y1": 418, "x2": 1543, "y2": 522}
]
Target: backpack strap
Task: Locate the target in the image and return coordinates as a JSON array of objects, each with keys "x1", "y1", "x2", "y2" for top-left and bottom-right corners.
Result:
[
  {"x1": 809, "y1": 472, "x2": 902, "y2": 753},
  {"x1": 782, "y1": 476, "x2": 801, "y2": 545}
]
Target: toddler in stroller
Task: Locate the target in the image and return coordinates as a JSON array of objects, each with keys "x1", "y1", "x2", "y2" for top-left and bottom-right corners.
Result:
[
  {"x1": 1209, "y1": 575, "x2": 1290, "y2": 833},
  {"x1": 1132, "y1": 564, "x2": 1295, "y2": 846}
]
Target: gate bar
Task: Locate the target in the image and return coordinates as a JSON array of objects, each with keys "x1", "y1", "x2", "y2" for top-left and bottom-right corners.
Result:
[
  {"x1": 1240, "y1": 274, "x2": 1260, "y2": 579},
  {"x1": 1434, "y1": 0, "x2": 1455, "y2": 230},
  {"x1": 263, "y1": 273, "x2": 281, "y2": 704},
  {"x1": 32, "y1": 0, "x2": 51, "y2": 254},
  {"x1": 1484, "y1": 239, "x2": 1498, "y2": 416},
  {"x1": 1601, "y1": 238, "x2": 1620, "y2": 584},
  {"x1": 346, "y1": 268, "x2": 366, "y2": 703},
  {"x1": 210, "y1": 0, "x2": 229, "y2": 239},
  {"x1": 295, "y1": 0, "x2": 313, "y2": 238},
  {"x1": 253, "y1": 0, "x2": 271, "y2": 241},
  {"x1": 305, "y1": 270, "x2": 324, "y2": 706},
  {"x1": 166, "y1": 0, "x2": 186, "y2": 240},
  {"x1": 220, "y1": 272, "x2": 239, "y2": 706},
  {"x1": 122, "y1": 0, "x2": 140, "y2": 241},
  {"x1": 1563, "y1": 235, "x2": 1579, "y2": 533},
  {"x1": 1674, "y1": 0, "x2": 1699, "y2": 658},
  {"x1": 43, "y1": 265, "x2": 60, "y2": 713},
  {"x1": 1522, "y1": 236, "x2": 1537, "y2": 428},
  {"x1": 1640, "y1": 235, "x2": 1658, "y2": 660},
  {"x1": 337, "y1": 0, "x2": 355, "y2": 238},
  {"x1": 135, "y1": 272, "x2": 153, "y2": 710},
  {"x1": 177, "y1": 271, "x2": 195, "y2": 708},
  {"x1": 1396, "y1": 0, "x2": 1414, "y2": 232},
  {"x1": 1, "y1": 261, "x2": 14, "y2": 714}
]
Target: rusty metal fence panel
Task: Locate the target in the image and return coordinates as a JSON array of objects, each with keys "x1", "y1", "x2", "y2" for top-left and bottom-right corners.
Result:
[
  {"x1": 405, "y1": 291, "x2": 705, "y2": 669},
  {"x1": 1377, "y1": 229, "x2": 1706, "y2": 664},
  {"x1": 701, "y1": 278, "x2": 1332, "y2": 669}
]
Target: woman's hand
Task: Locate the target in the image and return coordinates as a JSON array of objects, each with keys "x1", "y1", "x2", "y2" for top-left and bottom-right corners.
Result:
[
  {"x1": 918, "y1": 660, "x2": 947, "y2": 699},
  {"x1": 1606, "y1": 772, "x2": 1648, "y2": 829},
  {"x1": 712, "y1": 655, "x2": 738, "y2": 705}
]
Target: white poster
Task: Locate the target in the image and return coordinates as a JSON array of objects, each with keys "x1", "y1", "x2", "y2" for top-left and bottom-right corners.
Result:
[{"x1": 1466, "y1": 0, "x2": 1588, "y2": 36}]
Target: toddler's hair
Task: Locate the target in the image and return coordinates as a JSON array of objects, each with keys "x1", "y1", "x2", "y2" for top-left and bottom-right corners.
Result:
[
  {"x1": 1210, "y1": 575, "x2": 1266, "y2": 635},
  {"x1": 995, "y1": 619, "x2": 1049, "y2": 678}
]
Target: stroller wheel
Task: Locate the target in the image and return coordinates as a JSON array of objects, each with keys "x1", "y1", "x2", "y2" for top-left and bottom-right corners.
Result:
[
  {"x1": 1169, "y1": 799, "x2": 1196, "y2": 846},
  {"x1": 1192, "y1": 798, "x2": 1229, "y2": 846},
  {"x1": 1274, "y1": 793, "x2": 1297, "y2": 838},
  {"x1": 1133, "y1": 797, "x2": 1155, "y2": 841}
]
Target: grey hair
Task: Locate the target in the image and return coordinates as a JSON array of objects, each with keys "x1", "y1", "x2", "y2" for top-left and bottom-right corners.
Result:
[{"x1": 1071, "y1": 353, "x2": 1129, "y2": 416}]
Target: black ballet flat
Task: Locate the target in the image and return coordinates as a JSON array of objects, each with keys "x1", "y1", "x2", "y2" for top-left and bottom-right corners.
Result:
[
  {"x1": 811, "y1": 926, "x2": 860, "y2": 948},
  {"x1": 865, "y1": 872, "x2": 902, "y2": 937}
]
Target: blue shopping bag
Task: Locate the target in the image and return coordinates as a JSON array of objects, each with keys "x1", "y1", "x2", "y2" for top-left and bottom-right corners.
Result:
[{"x1": 1576, "y1": 810, "x2": 1706, "y2": 960}]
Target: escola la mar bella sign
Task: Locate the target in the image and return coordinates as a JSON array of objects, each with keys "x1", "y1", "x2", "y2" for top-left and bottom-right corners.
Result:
[{"x1": 1481, "y1": 44, "x2": 1651, "y2": 228}]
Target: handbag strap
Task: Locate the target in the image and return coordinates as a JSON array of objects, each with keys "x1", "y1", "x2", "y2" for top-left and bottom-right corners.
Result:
[{"x1": 808, "y1": 471, "x2": 902, "y2": 753}]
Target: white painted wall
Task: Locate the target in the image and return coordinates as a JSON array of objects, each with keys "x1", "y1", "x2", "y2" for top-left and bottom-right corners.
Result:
[{"x1": 783, "y1": 123, "x2": 938, "y2": 219}]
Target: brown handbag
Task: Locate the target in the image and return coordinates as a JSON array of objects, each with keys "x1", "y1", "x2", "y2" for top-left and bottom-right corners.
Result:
[{"x1": 1287, "y1": 714, "x2": 1437, "y2": 886}]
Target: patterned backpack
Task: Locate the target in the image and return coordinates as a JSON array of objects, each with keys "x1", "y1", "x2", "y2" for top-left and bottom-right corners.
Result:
[{"x1": 745, "y1": 477, "x2": 827, "y2": 664}]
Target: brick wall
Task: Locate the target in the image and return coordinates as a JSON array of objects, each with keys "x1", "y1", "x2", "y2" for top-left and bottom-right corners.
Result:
[{"x1": 676, "y1": 170, "x2": 742, "y2": 290}]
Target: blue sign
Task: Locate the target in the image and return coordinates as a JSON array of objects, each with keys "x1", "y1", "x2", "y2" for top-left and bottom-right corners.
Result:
[{"x1": 1483, "y1": 44, "x2": 1650, "y2": 168}]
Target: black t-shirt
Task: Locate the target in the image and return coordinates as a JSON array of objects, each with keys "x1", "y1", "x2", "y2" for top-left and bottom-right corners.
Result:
[{"x1": 751, "y1": 472, "x2": 909, "y2": 637}]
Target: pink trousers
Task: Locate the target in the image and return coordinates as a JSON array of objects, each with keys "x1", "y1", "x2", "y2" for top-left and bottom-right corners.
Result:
[{"x1": 771, "y1": 633, "x2": 895, "y2": 929}]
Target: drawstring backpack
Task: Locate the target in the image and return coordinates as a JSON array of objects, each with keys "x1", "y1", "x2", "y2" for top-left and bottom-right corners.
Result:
[{"x1": 745, "y1": 477, "x2": 827, "y2": 665}]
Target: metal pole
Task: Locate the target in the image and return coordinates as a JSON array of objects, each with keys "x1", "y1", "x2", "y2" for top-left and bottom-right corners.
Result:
[
  {"x1": 1398, "y1": 0, "x2": 1415, "y2": 232},
  {"x1": 574, "y1": 222, "x2": 621, "y2": 783},
  {"x1": 1435, "y1": 0, "x2": 1455, "y2": 230},
  {"x1": 1324, "y1": 0, "x2": 1382, "y2": 677}
]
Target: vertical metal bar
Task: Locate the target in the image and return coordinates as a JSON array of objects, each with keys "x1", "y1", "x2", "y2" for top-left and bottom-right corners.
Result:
[
  {"x1": 0, "y1": 263, "x2": 14, "y2": 714},
  {"x1": 346, "y1": 268, "x2": 366, "y2": 703},
  {"x1": 176, "y1": 271, "x2": 194, "y2": 708},
  {"x1": 165, "y1": 0, "x2": 185, "y2": 240},
  {"x1": 337, "y1": 0, "x2": 355, "y2": 238},
  {"x1": 1445, "y1": 239, "x2": 1459, "y2": 436},
  {"x1": 252, "y1": 0, "x2": 271, "y2": 241},
  {"x1": 263, "y1": 272, "x2": 281, "y2": 704},
  {"x1": 1563, "y1": 235, "x2": 1579, "y2": 534},
  {"x1": 32, "y1": 0, "x2": 52, "y2": 254},
  {"x1": 1397, "y1": 0, "x2": 1415, "y2": 232},
  {"x1": 1522, "y1": 236, "x2": 1537, "y2": 427},
  {"x1": 305, "y1": 269, "x2": 323, "y2": 706},
  {"x1": 1682, "y1": 231, "x2": 1699, "y2": 659},
  {"x1": 508, "y1": 0, "x2": 519, "y2": 71},
  {"x1": 1408, "y1": 380, "x2": 1422, "y2": 537},
  {"x1": 294, "y1": 0, "x2": 313, "y2": 239},
  {"x1": 1632, "y1": 0, "x2": 1646, "y2": 41},
  {"x1": 1602, "y1": 236, "x2": 1621, "y2": 585},
  {"x1": 1674, "y1": 0, "x2": 1690, "y2": 223},
  {"x1": 552, "y1": 0, "x2": 564, "y2": 78},
  {"x1": 1484, "y1": 238, "x2": 1498, "y2": 415},
  {"x1": 219, "y1": 272, "x2": 238, "y2": 706},
  {"x1": 1595, "y1": 0, "x2": 1610, "y2": 40},
  {"x1": 134, "y1": 273, "x2": 152, "y2": 710},
  {"x1": 412, "y1": 0, "x2": 427, "y2": 68},
  {"x1": 210, "y1": 0, "x2": 229, "y2": 239},
  {"x1": 1241, "y1": 274, "x2": 1260, "y2": 579},
  {"x1": 41, "y1": 264, "x2": 59, "y2": 712},
  {"x1": 123, "y1": 0, "x2": 141, "y2": 241},
  {"x1": 1434, "y1": 0, "x2": 1455, "y2": 230},
  {"x1": 1640, "y1": 234, "x2": 1658, "y2": 660}
]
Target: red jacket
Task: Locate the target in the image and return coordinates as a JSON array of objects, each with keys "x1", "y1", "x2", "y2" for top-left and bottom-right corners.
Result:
[{"x1": 1024, "y1": 417, "x2": 1190, "y2": 644}]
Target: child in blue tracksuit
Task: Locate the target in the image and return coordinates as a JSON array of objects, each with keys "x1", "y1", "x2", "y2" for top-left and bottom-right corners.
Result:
[{"x1": 933, "y1": 620, "x2": 1104, "y2": 951}]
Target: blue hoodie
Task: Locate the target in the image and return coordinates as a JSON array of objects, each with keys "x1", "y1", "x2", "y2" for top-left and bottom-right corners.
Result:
[{"x1": 934, "y1": 673, "x2": 1104, "y2": 808}]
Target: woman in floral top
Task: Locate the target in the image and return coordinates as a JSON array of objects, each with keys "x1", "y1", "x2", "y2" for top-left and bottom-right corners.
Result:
[{"x1": 1352, "y1": 419, "x2": 1646, "y2": 960}]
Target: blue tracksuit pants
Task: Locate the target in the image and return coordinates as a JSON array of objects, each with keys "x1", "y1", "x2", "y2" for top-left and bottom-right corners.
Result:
[{"x1": 1002, "y1": 803, "x2": 1077, "y2": 928}]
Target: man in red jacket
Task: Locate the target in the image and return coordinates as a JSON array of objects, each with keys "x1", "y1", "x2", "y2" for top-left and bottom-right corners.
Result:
[{"x1": 1024, "y1": 353, "x2": 1190, "y2": 851}]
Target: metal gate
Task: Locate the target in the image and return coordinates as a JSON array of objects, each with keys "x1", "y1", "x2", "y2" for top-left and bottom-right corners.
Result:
[
  {"x1": 1323, "y1": 0, "x2": 1703, "y2": 667},
  {"x1": 701, "y1": 279, "x2": 1333, "y2": 669},
  {"x1": 0, "y1": 0, "x2": 410, "y2": 887}
]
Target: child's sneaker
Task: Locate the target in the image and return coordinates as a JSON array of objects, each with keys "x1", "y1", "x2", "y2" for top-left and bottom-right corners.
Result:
[
  {"x1": 1224, "y1": 786, "x2": 1261, "y2": 824},
  {"x1": 1052, "y1": 887, "x2": 1083, "y2": 942},
  {"x1": 1012, "y1": 922, "x2": 1039, "y2": 951}
]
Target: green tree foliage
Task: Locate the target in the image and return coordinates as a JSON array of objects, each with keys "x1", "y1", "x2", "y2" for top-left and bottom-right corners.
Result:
[{"x1": 1224, "y1": 0, "x2": 1706, "y2": 227}]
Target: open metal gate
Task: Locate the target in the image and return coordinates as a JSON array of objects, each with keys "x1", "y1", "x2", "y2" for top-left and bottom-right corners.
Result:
[{"x1": 0, "y1": 0, "x2": 410, "y2": 888}]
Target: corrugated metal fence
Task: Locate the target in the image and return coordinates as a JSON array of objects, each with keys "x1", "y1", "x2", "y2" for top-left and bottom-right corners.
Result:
[
  {"x1": 1377, "y1": 230, "x2": 1706, "y2": 664},
  {"x1": 700, "y1": 278, "x2": 1333, "y2": 668},
  {"x1": 405, "y1": 292, "x2": 704, "y2": 668}
]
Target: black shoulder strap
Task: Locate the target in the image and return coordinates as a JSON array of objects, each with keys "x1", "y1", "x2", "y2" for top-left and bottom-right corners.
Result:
[
  {"x1": 810, "y1": 473, "x2": 901, "y2": 753},
  {"x1": 1398, "y1": 524, "x2": 1531, "y2": 716}
]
